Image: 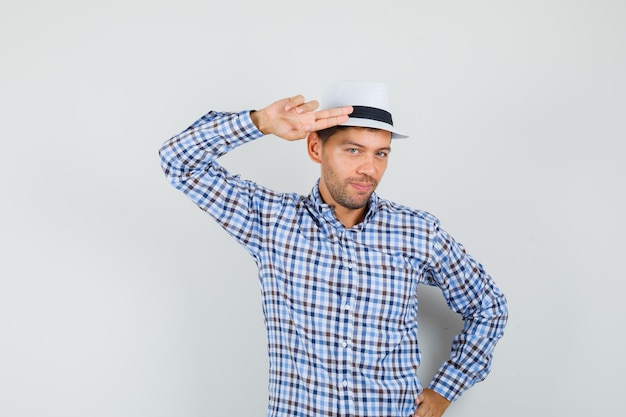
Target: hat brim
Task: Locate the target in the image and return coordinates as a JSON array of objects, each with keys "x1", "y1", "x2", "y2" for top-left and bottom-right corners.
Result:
[{"x1": 341, "y1": 117, "x2": 409, "y2": 140}]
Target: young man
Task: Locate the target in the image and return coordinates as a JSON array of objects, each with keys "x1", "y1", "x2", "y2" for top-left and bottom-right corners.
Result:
[{"x1": 159, "y1": 81, "x2": 508, "y2": 417}]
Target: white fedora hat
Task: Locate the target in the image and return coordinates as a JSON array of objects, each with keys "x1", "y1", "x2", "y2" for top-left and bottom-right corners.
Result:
[{"x1": 319, "y1": 80, "x2": 408, "y2": 139}]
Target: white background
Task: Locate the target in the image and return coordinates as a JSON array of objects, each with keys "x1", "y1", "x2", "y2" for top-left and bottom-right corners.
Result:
[{"x1": 2, "y1": 1, "x2": 625, "y2": 416}]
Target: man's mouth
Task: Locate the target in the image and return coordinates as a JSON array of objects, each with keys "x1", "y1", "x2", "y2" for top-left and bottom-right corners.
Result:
[{"x1": 350, "y1": 182, "x2": 375, "y2": 192}]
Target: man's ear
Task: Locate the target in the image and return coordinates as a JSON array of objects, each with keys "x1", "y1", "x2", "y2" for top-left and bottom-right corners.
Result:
[{"x1": 307, "y1": 132, "x2": 322, "y2": 164}]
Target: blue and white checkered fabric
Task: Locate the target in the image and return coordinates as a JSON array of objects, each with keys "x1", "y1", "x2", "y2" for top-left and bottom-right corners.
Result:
[{"x1": 159, "y1": 110, "x2": 508, "y2": 417}]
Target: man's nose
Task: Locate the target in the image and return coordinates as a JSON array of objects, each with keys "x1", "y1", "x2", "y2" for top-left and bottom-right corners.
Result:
[{"x1": 356, "y1": 154, "x2": 376, "y2": 176}]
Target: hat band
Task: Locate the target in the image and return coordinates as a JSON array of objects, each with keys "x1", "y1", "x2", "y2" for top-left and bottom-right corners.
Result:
[{"x1": 350, "y1": 105, "x2": 393, "y2": 126}]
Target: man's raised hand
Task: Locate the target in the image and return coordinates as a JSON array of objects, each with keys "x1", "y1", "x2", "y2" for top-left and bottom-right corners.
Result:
[{"x1": 251, "y1": 95, "x2": 352, "y2": 141}]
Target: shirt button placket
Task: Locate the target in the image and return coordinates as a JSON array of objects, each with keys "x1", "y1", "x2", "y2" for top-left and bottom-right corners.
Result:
[{"x1": 339, "y1": 232, "x2": 356, "y2": 416}]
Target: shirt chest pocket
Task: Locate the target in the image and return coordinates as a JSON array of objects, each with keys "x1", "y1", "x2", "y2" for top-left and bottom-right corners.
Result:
[
  {"x1": 354, "y1": 253, "x2": 417, "y2": 328},
  {"x1": 350, "y1": 251, "x2": 419, "y2": 356}
]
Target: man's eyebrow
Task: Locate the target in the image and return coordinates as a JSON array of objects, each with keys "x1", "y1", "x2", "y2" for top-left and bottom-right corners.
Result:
[{"x1": 341, "y1": 141, "x2": 392, "y2": 152}]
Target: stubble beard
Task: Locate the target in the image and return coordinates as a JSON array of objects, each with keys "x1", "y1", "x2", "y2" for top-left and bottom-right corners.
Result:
[{"x1": 322, "y1": 164, "x2": 377, "y2": 210}]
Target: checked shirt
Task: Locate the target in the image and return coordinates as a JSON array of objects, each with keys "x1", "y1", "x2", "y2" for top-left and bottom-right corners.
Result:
[{"x1": 159, "y1": 110, "x2": 508, "y2": 417}]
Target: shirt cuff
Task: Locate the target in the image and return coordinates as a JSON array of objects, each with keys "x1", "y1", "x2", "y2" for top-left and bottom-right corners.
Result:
[
  {"x1": 236, "y1": 110, "x2": 264, "y2": 140},
  {"x1": 428, "y1": 362, "x2": 475, "y2": 402}
]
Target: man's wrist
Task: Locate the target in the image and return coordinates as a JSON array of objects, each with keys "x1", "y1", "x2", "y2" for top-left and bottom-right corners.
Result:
[{"x1": 250, "y1": 109, "x2": 269, "y2": 135}]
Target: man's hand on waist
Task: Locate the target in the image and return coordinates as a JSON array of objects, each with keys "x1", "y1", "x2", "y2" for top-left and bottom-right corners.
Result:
[{"x1": 414, "y1": 388, "x2": 451, "y2": 417}]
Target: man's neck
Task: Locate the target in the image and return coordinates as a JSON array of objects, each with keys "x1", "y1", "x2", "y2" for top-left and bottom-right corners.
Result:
[{"x1": 333, "y1": 205, "x2": 366, "y2": 229}]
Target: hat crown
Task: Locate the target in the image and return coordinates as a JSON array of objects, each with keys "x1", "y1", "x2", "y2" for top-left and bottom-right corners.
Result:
[
  {"x1": 320, "y1": 80, "x2": 392, "y2": 112},
  {"x1": 319, "y1": 80, "x2": 408, "y2": 139}
]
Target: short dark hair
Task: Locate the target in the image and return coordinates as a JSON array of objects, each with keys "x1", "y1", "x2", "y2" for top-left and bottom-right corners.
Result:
[{"x1": 315, "y1": 125, "x2": 349, "y2": 143}]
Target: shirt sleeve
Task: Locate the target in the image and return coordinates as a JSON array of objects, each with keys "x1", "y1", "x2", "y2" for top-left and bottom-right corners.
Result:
[
  {"x1": 424, "y1": 220, "x2": 509, "y2": 402},
  {"x1": 158, "y1": 110, "x2": 283, "y2": 260}
]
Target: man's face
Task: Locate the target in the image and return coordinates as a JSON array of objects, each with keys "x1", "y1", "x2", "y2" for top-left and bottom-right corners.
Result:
[{"x1": 310, "y1": 127, "x2": 392, "y2": 211}]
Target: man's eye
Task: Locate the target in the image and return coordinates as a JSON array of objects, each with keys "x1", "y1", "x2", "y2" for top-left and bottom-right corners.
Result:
[
  {"x1": 347, "y1": 148, "x2": 359, "y2": 154},
  {"x1": 376, "y1": 152, "x2": 388, "y2": 158}
]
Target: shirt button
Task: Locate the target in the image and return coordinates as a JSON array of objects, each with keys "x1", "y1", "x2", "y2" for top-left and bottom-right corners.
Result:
[
  {"x1": 348, "y1": 262, "x2": 354, "y2": 270},
  {"x1": 342, "y1": 341, "x2": 349, "y2": 348},
  {"x1": 344, "y1": 304, "x2": 351, "y2": 311},
  {"x1": 342, "y1": 380, "x2": 348, "y2": 387}
]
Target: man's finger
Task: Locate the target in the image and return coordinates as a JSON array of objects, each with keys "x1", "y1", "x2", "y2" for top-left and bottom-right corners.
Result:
[
  {"x1": 315, "y1": 105, "x2": 353, "y2": 120},
  {"x1": 312, "y1": 114, "x2": 350, "y2": 131},
  {"x1": 284, "y1": 95, "x2": 306, "y2": 111},
  {"x1": 293, "y1": 100, "x2": 320, "y2": 114}
]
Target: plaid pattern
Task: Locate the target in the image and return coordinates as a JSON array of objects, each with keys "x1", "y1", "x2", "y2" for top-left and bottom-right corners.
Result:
[{"x1": 159, "y1": 110, "x2": 508, "y2": 417}]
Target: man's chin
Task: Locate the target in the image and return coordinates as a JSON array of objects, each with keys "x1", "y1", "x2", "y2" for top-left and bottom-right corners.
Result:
[{"x1": 339, "y1": 196, "x2": 371, "y2": 210}]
